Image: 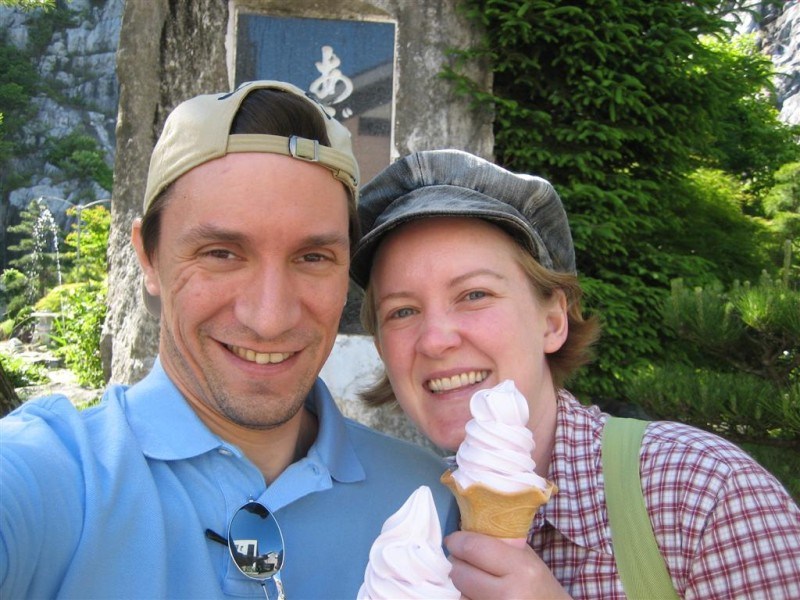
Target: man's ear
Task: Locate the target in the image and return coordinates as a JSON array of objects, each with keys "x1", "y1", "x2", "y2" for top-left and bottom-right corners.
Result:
[
  {"x1": 131, "y1": 218, "x2": 161, "y2": 298},
  {"x1": 543, "y1": 289, "x2": 569, "y2": 354}
]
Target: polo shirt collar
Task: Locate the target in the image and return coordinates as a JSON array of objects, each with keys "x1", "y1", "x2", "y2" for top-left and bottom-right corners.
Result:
[
  {"x1": 302, "y1": 377, "x2": 365, "y2": 483},
  {"x1": 120, "y1": 359, "x2": 365, "y2": 485},
  {"x1": 121, "y1": 358, "x2": 220, "y2": 460}
]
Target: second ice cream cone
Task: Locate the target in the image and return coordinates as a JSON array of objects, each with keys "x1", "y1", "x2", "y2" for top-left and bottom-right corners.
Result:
[{"x1": 441, "y1": 469, "x2": 557, "y2": 539}]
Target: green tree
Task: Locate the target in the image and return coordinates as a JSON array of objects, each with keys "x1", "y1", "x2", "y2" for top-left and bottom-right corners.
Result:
[
  {"x1": 630, "y1": 274, "x2": 800, "y2": 496},
  {"x1": 762, "y1": 162, "x2": 800, "y2": 284},
  {"x1": 445, "y1": 0, "x2": 798, "y2": 399},
  {"x1": 0, "y1": 267, "x2": 30, "y2": 334},
  {"x1": 0, "y1": 0, "x2": 55, "y2": 8},
  {"x1": 693, "y1": 35, "x2": 799, "y2": 202},
  {"x1": 6, "y1": 199, "x2": 64, "y2": 303},
  {"x1": 32, "y1": 201, "x2": 110, "y2": 387},
  {"x1": 47, "y1": 133, "x2": 113, "y2": 192},
  {"x1": 0, "y1": 30, "x2": 38, "y2": 168},
  {"x1": 62, "y1": 204, "x2": 110, "y2": 283},
  {"x1": 48, "y1": 281, "x2": 107, "y2": 387}
]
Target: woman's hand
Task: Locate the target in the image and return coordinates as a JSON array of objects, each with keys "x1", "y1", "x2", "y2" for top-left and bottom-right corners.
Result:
[{"x1": 445, "y1": 530, "x2": 571, "y2": 600}]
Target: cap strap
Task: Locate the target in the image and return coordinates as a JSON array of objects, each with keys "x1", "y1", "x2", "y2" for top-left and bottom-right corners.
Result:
[{"x1": 227, "y1": 133, "x2": 358, "y2": 193}]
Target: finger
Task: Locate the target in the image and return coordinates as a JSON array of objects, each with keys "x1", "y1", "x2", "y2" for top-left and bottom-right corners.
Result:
[
  {"x1": 449, "y1": 553, "x2": 506, "y2": 600},
  {"x1": 446, "y1": 531, "x2": 531, "y2": 576}
]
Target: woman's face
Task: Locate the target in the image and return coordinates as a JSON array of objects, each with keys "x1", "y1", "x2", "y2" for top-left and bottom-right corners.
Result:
[{"x1": 370, "y1": 217, "x2": 567, "y2": 451}]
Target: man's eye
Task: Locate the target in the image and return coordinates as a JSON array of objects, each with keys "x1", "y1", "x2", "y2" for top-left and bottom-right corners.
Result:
[
  {"x1": 205, "y1": 249, "x2": 237, "y2": 260},
  {"x1": 301, "y1": 253, "x2": 328, "y2": 263}
]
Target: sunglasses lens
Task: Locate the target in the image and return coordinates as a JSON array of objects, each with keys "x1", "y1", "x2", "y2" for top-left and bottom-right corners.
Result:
[{"x1": 228, "y1": 501, "x2": 285, "y2": 581}]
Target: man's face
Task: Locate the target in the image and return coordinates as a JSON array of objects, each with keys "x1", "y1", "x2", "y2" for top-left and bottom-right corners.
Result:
[{"x1": 134, "y1": 153, "x2": 350, "y2": 430}]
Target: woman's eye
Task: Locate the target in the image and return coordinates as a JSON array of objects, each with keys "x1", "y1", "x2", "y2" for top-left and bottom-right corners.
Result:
[
  {"x1": 389, "y1": 307, "x2": 416, "y2": 319},
  {"x1": 466, "y1": 290, "x2": 487, "y2": 301}
]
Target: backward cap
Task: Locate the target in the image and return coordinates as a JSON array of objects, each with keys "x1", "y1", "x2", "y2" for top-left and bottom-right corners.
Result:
[
  {"x1": 143, "y1": 79, "x2": 359, "y2": 214},
  {"x1": 350, "y1": 149, "x2": 575, "y2": 289}
]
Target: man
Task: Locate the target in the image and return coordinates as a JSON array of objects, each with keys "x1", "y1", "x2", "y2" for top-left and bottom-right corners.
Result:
[{"x1": 0, "y1": 81, "x2": 457, "y2": 599}]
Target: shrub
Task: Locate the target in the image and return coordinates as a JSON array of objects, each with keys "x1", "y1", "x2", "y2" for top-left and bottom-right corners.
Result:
[
  {"x1": 0, "y1": 350, "x2": 48, "y2": 387},
  {"x1": 49, "y1": 281, "x2": 107, "y2": 387},
  {"x1": 46, "y1": 132, "x2": 113, "y2": 191}
]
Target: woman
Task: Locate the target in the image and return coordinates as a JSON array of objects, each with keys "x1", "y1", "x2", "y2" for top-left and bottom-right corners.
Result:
[{"x1": 349, "y1": 149, "x2": 800, "y2": 599}]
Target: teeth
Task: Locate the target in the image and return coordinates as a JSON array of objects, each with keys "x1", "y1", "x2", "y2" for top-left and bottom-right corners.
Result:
[
  {"x1": 428, "y1": 371, "x2": 488, "y2": 392},
  {"x1": 228, "y1": 345, "x2": 293, "y2": 365}
]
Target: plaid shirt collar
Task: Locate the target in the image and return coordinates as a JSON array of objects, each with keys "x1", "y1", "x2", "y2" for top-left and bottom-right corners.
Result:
[{"x1": 531, "y1": 390, "x2": 613, "y2": 555}]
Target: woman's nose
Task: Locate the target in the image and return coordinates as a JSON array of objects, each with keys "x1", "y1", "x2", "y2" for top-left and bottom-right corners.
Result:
[{"x1": 414, "y1": 312, "x2": 461, "y2": 357}]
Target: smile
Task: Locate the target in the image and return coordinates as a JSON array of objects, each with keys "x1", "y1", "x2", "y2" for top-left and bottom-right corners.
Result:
[
  {"x1": 427, "y1": 370, "x2": 489, "y2": 392},
  {"x1": 227, "y1": 344, "x2": 294, "y2": 365}
]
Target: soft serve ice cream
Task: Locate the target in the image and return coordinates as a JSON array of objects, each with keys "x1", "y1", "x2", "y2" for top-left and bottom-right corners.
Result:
[
  {"x1": 357, "y1": 486, "x2": 460, "y2": 599},
  {"x1": 441, "y1": 379, "x2": 557, "y2": 539}
]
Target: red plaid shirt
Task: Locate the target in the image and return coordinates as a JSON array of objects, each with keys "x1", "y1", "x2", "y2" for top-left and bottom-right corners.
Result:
[{"x1": 528, "y1": 391, "x2": 800, "y2": 599}]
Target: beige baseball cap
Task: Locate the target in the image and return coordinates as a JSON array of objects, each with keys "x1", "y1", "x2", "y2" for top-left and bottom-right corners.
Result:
[{"x1": 140, "y1": 80, "x2": 360, "y2": 317}]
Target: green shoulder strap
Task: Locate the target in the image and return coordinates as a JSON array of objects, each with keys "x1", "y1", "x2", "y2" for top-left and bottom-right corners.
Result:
[{"x1": 602, "y1": 417, "x2": 680, "y2": 600}]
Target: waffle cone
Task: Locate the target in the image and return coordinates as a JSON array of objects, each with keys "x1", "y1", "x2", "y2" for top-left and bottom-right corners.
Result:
[{"x1": 441, "y1": 469, "x2": 557, "y2": 538}]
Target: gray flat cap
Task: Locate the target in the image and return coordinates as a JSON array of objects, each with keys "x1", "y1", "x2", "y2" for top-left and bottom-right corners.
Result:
[{"x1": 350, "y1": 149, "x2": 575, "y2": 289}]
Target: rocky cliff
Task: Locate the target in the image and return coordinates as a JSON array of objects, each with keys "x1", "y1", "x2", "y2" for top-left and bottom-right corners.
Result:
[{"x1": 0, "y1": 0, "x2": 123, "y2": 261}]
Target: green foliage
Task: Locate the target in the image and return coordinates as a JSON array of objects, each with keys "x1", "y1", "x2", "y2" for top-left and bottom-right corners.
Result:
[
  {"x1": 47, "y1": 133, "x2": 113, "y2": 191},
  {"x1": 0, "y1": 268, "x2": 29, "y2": 322},
  {"x1": 6, "y1": 199, "x2": 64, "y2": 303},
  {"x1": 0, "y1": 0, "x2": 55, "y2": 9},
  {"x1": 664, "y1": 275, "x2": 800, "y2": 385},
  {"x1": 763, "y1": 162, "x2": 800, "y2": 284},
  {"x1": 50, "y1": 281, "x2": 107, "y2": 387},
  {"x1": 3, "y1": 195, "x2": 110, "y2": 384},
  {"x1": 25, "y1": 2, "x2": 76, "y2": 57},
  {"x1": 0, "y1": 350, "x2": 48, "y2": 387},
  {"x1": 63, "y1": 204, "x2": 110, "y2": 282},
  {"x1": 446, "y1": 0, "x2": 797, "y2": 401},
  {"x1": 657, "y1": 169, "x2": 769, "y2": 284},
  {"x1": 0, "y1": 30, "x2": 38, "y2": 165},
  {"x1": 630, "y1": 272, "x2": 799, "y2": 491},
  {"x1": 740, "y1": 443, "x2": 800, "y2": 500},
  {"x1": 629, "y1": 365, "x2": 799, "y2": 443},
  {"x1": 695, "y1": 35, "x2": 800, "y2": 200}
]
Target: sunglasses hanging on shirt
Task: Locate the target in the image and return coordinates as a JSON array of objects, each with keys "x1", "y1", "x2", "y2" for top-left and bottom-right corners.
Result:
[{"x1": 206, "y1": 500, "x2": 286, "y2": 600}]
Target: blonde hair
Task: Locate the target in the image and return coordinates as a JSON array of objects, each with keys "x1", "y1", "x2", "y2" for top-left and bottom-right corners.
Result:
[{"x1": 359, "y1": 237, "x2": 600, "y2": 407}]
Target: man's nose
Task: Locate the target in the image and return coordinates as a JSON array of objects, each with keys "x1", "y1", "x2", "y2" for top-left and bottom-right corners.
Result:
[{"x1": 234, "y1": 265, "x2": 301, "y2": 339}]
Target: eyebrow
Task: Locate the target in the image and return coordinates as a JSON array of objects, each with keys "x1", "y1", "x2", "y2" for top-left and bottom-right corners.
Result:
[
  {"x1": 377, "y1": 268, "x2": 506, "y2": 305},
  {"x1": 178, "y1": 224, "x2": 349, "y2": 249},
  {"x1": 449, "y1": 268, "x2": 506, "y2": 287},
  {"x1": 178, "y1": 224, "x2": 246, "y2": 247}
]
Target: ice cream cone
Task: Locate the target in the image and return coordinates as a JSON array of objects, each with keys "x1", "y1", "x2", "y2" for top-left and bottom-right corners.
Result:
[{"x1": 441, "y1": 469, "x2": 557, "y2": 539}]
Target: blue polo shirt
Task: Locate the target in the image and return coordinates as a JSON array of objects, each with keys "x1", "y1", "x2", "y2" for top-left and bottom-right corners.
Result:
[{"x1": 0, "y1": 360, "x2": 458, "y2": 599}]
